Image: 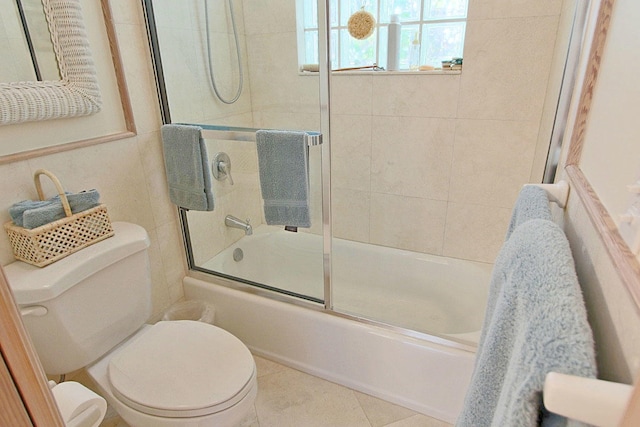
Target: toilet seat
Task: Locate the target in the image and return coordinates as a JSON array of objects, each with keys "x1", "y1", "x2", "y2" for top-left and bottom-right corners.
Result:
[{"x1": 108, "y1": 320, "x2": 256, "y2": 418}]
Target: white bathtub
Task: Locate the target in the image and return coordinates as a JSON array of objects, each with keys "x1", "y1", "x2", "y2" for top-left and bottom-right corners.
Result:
[
  {"x1": 201, "y1": 225, "x2": 491, "y2": 342},
  {"x1": 188, "y1": 226, "x2": 494, "y2": 422}
]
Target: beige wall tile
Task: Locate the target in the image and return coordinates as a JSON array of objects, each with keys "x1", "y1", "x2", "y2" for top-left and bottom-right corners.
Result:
[
  {"x1": 191, "y1": 0, "x2": 247, "y2": 36},
  {"x1": 156, "y1": 221, "x2": 187, "y2": 305},
  {"x1": 241, "y1": 0, "x2": 297, "y2": 35},
  {"x1": 467, "y1": 0, "x2": 563, "y2": 20},
  {"x1": 191, "y1": 29, "x2": 253, "y2": 118},
  {"x1": 331, "y1": 75, "x2": 373, "y2": 116},
  {"x1": 187, "y1": 208, "x2": 227, "y2": 266},
  {"x1": 0, "y1": 161, "x2": 36, "y2": 265},
  {"x1": 370, "y1": 193, "x2": 447, "y2": 254},
  {"x1": 371, "y1": 74, "x2": 461, "y2": 118},
  {"x1": 246, "y1": 31, "x2": 320, "y2": 116},
  {"x1": 112, "y1": 22, "x2": 162, "y2": 134},
  {"x1": 252, "y1": 112, "x2": 321, "y2": 130},
  {"x1": 154, "y1": 27, "x2": 209, "y2": 123},
  {"x1": 146, "y1": 227, "x2": 172, "y2": 318},
  {"x1": 443, "y1": 202, "x2": 511, "y2": 263},
  {"x1": 331, "y1": 114, "x2": 372, "y2": 192},
  {"x1": 136, "y1": 131, "x2": 177, "y2": 227},
  {"x1": 371, "y1": 116, "x2": 455, "y2": 201},
  {"x1": 332, "y1": 188, "x2": 371, "y2": 243},
  {"x1": 152, "y1": 0, "x2": 252, "y2": 125},
  {"x1": 150, "y1": 0, "x2": 194, "y2": 29},
  {"x1": 449, "y1": 119, "x2": 539, "y2": 209},
  {"x1": 457, "y1": 16, "x2": 559, "y2": 122}
]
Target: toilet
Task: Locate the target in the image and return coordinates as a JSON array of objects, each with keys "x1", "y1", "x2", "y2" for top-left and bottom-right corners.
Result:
[{"x1": 5, "y1": 222, "x2": 257, "y2": 427}]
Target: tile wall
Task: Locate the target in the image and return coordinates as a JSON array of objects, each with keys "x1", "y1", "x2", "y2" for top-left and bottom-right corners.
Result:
[
  {"x1": 155, "y1": 0, "x2": 568, "y2": 265},
  {"x1": 242, "y1": 0, "x2": 566, "y2": 263}
]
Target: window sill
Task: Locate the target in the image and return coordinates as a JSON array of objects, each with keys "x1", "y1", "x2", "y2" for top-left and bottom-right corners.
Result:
[{"x1": 298, "y1": 69, "x2": 462, "y2": 76}]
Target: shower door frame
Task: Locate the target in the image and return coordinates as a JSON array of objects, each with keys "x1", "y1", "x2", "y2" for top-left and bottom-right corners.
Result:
[{"x1": 141, "y1": 0, "x2": 335, "y2": 308}]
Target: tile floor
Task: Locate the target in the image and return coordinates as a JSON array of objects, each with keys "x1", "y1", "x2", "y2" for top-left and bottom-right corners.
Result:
[{"x1": 98, "y1": 354, "x2": 452, "y2": 427}]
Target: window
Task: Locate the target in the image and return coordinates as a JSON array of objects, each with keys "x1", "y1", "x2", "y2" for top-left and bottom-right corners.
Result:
[{"x1": 298, "y1": 0, "x2": 468, "y2": 70}]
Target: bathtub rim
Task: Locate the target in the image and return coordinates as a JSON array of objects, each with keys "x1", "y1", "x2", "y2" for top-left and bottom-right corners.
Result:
[{"x1": 187, "y1": 269, "x2": 478, "y2": 353}]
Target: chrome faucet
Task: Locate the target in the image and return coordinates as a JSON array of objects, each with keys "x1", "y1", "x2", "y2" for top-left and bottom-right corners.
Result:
[{"x1": 225, "y1": 215, "x2": 252, "y2": 235}]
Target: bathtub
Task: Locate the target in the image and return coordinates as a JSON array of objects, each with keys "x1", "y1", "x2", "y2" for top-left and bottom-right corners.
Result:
[
  {"x1": 201, "y1": 225, "x2": 491, "y2": 343},
  {"x1": 187, "y1": 226, "x2": 493, "y2": 422}
]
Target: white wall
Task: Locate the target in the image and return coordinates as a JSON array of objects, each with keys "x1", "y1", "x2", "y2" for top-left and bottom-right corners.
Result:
[
  {"x1": 578, "y1": 0, "x2": 640, "y2": 239},
  {"x1": 558, "y1": 0, "x2": 640, "y2": 383}
]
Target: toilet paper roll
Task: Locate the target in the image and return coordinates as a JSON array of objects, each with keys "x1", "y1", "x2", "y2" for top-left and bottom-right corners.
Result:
[{"x1": 51, "y1": 381, "x2": 107, "y2": 427}]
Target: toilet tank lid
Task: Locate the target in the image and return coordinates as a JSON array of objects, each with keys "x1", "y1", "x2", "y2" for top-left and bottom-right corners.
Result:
[{"x1": 4, "y1": 222, "x2": 150, "y2": 305}]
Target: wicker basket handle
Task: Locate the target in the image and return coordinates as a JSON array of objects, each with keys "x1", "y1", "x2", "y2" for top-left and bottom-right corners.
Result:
[{"x1": 34, "y1": 169, "x2": 72, "y2": 217}]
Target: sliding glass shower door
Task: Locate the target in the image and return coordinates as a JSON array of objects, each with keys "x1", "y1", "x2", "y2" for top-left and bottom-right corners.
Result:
[{"x1": 144, "y1": 0, "x2": 326, "y2": 303}]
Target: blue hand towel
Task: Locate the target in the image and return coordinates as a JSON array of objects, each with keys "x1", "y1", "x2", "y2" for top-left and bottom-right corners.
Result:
[
  {"x1": 10, "y1": 199, "x2": 55, "y2": 226},
  {"x1": 161, "y1": 124, "x2": 214, "y2": 211},
  {"x1": 256, "y1": 130, "x2": 311, "y2": 228},
  {"x1": 505, "y1": 185, "x2": 552, "y2": 240},
  {"x1": 456, "y1": 219, "x2": 596, "y2": 427},
  {"x1": 10, "y1": 190, "x2": 101, "y2": 229}
]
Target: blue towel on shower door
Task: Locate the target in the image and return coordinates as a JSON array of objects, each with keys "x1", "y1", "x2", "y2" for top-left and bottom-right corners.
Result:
[
  {"x1": 161, "y1": 124, "x2": 214, "y2": 211},
  {"x1": 256, "y1": 129, "x2": 311, "y2": 227}
]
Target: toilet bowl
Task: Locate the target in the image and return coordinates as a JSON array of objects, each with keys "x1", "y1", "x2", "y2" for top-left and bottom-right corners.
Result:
[
  {"x1": 5, "y1": 222, "x2": 257, "y2": 427},
  {"x1": 87, "y1": 321, "x2": 257, "y2": 427}
]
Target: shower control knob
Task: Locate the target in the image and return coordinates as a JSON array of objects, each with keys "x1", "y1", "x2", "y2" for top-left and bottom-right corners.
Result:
[{"x1": 212, "y1": 152, "x2": 234, "y2": 185}]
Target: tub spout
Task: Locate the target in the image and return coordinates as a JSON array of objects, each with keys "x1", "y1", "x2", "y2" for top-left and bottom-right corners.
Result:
[{"x1": 225, "y1": 215, "x2": 252, "y2": 235}]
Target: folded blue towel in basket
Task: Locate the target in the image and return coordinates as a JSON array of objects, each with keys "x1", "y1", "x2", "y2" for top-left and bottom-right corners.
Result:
[{"x1": 10, "y1": 190, "x2": 101, "y2": 229}]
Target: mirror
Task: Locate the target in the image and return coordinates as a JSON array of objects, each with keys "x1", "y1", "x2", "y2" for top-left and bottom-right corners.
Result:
[
  {"x1": 0, "y1": 0, "x2": 60, "y2": 82},
  {"x1": 0, "y1": 0, "x2": 101, "y2": 125},
  {"x1": 565, "y1": 0, "x2": 640, "y2": 307}
]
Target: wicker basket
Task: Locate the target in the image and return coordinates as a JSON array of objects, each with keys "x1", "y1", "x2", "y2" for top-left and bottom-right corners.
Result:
[{"x1": 4, "y1": 169, "x2": 114, "y2": 267}]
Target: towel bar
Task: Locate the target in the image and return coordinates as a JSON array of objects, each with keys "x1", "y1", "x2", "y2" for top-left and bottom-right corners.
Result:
[
  {"x1": 544, "y1": 372, "x2": 633, "y2": 427},
  {"x1": 193, "y1": 124, "x2": 323, "y2": 147},
  {"x1": 523, "y1": 180, "x2": 570, "y2": 208}
]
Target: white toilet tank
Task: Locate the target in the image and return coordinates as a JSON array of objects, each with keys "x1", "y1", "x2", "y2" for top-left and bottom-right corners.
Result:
[{"x1": 5, "y1": 222, "x2": 153, "y2": 375}]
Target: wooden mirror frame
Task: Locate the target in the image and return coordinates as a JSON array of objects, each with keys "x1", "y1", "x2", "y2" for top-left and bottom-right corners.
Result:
[
  {"x1": 0, "y1": 0, "x2": 102, "y2": 125},
  {"x1": 564, "y1": 0, "x2": 640, "y2": 309}
]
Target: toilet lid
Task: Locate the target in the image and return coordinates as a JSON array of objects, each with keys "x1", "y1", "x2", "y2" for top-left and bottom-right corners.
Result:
[{"x1": 108, "y1": 320, "x2": 255, "y2": 418}]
